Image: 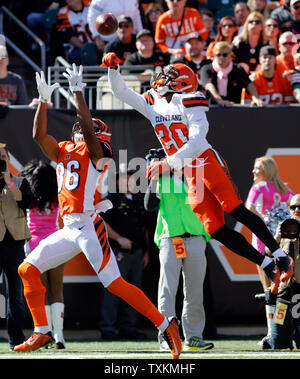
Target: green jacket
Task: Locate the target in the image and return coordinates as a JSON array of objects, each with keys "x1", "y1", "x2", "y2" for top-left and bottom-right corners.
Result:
[{"x1": 154, "y1": 175, "x2": 210, "y2": 248}]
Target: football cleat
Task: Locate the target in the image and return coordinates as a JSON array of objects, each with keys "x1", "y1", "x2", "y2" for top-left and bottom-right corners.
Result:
[
  {"x1": 163, "y1": 317, "x2": 182, "y2": 359},
  {"x1": 263, "y1": 260, "x2": 280, "y2": 294},
  {"x1": 183, "y1": 336, "x2": 214, "y2": 351},
  {"x1": 277, "y1": 255, "x2": 294, "y2": 282},
  {"x1": 13, "y1": 332, "x2": 54, "y2": 352}
]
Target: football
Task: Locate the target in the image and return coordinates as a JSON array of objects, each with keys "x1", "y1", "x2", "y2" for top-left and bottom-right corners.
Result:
[{"x1": 95, "y1": 13, "x2": 118, "y2": 36}]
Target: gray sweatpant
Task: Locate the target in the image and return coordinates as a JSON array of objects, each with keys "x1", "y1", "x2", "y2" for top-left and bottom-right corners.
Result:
[{"x1": 158, "y1": 235, "x2": 207, "y2": 342}]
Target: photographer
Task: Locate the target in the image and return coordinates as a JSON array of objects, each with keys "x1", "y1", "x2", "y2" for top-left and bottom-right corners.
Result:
[
  {"x1": 0, "y1": 143, "x2": 33, "y2": 349},
  {"x1": 258, "y1": 194, "x2": 300, "y2": 349}
]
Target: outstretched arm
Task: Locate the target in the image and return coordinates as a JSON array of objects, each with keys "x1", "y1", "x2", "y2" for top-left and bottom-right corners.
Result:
[
  {"x1": 33, "y1": 72, "x2": 60, "y2": 162},
  {"x1": 63, "y1": 64, "x2": 104, "y2": 165}
]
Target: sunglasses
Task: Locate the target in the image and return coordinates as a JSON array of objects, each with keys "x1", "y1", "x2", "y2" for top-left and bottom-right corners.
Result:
[
  {"x1": 222, "y1": 24, "x2": 235, "y2": 28},
  {"x1": 266, "y1": 24, "x2": 278, "y2": 28},
  {"x1": 118, "y1": 23, "x2": 131, "y2": 29},
  {"x1": 249, "y1": 20, "x2": 262, "y2": 25},
  {"x1": 290, "y1": 205, "x2": 300, "y2": 211},
  {"x1": 149, "y1": 9, "x2": 162, "y2": 14},
  {"x1": 168, "y1": 0, "x2": 183, "y2": 2},
  {"x1": 281, "y1": 41, "x2": 296, "y2": 46},
  {"x1": 215, "y1": 52, "x2": 230, "y2": 57},
  {"x1": 293, "y1": 4, "x2": 300, "y2": 9}
]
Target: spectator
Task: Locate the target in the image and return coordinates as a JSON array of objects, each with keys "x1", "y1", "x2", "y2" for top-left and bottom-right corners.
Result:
[
  {"x1": 144, "y1": 147, "x2": 214, "y2": 352},
  {"x1": 290, "y1": 0, "x2": 300, "y2": 34},
  {"x1": 143, "y1": 3, "x2": 164, "y2": 36},
  {"x1": 155, "y1": 0, "x2": 208, "y2": 56},
  {"x1": 87, "y1": 0, "x2": 143, "y2": 54},
  {"x1": 25, "y1": 1, "x2": 63, "y2": 50},
  {"x1": 20, "y1": 160, "x2": 65, "y2": 349},
  {"x1": 291, "y1": 44, "x2": 300, "y2": 102},
  {"x1": 265, "y1": 17, "x2": 281, "y2": 52},
  {"x1": 0, "y1": 142, "x2": 33, "y2": 350},
  {"x1": 55, "y1": 0, "x2": 93, "y2": 65},
  {"x1": 206, "y1": 16, "x2": 238, "y2": 59},
  {"x1": 99, "y1": 168, "x2": 150, "y2": 340},
  {"x1": 234, "y1": 2, "x2": 251, "y2": 35},
  {"x1": 276, "y1": 31, "x2": 297, "y2": 71},
  {"x1": 247, "y1": 0, "x2": 278, "y2": 19},
  {"x1": 270, "y1": 0, "x2": 294, "y2": 33},
  {"x1": 170, "y1": 32, "x2": 210, "y2": 89},
  {"x1": 249, "y1": 45, "x2": 294, "y2": 104},
  {"x1": 232, "y1": 11, "x2": 268, "y2": 74},
  {"x1": 200, "y1": 9, "x2": 216, "y2": 54},
  {"x1": 246, "y1": 156, "x2": 294, "y2": 345},
  {"x1": 0, "y1": 45, "x2": 28, "y2": 105},
  {"x1": 124, "y1": 29, "x2": 170, "y2": 90},
  {"x1": 103, "y1": 16, "x2": 137, "y2": 64},
  {"x1": 200, "y1": 41, "x2": 263, "y2": 106}
]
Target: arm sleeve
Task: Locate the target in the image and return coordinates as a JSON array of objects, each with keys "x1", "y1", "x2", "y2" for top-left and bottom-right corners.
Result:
[
  {"x1": 166, "y1": 106, "x2": 210, "y2": 170},
  {"x1": 108, "y1": 67, "x2": 149, "y2": 118}
]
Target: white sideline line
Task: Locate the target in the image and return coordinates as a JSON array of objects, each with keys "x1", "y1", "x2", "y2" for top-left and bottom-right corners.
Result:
[{"x1": 1, "y1": 352, "x2": 300, "y2": 359}]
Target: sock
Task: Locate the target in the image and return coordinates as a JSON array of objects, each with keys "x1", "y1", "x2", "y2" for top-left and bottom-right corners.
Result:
[
  {"x1": 260, "y1": 256, "x2": 272, "y2": 269},
  {"x1": 18, "y1": 261, "x2": 49, "y2": 329},
  {"x1": 157, "y1": 317, "x2": 169, "y2": 333},
  {"x1": 51, "y1": 302, "x2": 65, "y2": 341},
  {"x1": 107, "y1": 276, "x2": 165, "y2": 328},
  {"x1": 45, "y1": 305, "x2": 52, "y2": 332},
  {"x1": 230, "y1": 204, "x2": 279, "y2": 253},
  {"x1": 272, "y1": 248, "x2": 287, "y2": 259},
  {"x1": 211, "y1": 225, "x2": 265, "y2": 265},
  {"x1": 34, "y1": 326, "x2": 51, "y2": 334}
]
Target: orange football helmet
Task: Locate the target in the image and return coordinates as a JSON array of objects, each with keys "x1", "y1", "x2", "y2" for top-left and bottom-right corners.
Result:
[
  {"x1": 71, "y1": 118, "x2": 111, "y2": 143},
  {"x1": 151, "y1": 63, "x2": 198, "y2": 95}
]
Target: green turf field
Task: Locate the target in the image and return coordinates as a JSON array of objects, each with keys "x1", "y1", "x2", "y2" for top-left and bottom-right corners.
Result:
[{"x1": 0, "y1": 336, "x2": 299, "y2": 359}]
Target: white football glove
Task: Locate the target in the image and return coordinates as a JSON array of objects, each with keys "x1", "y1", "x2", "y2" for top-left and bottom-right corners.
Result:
[
  {"x1": 63, "y1": 64, "x2": 87, "y2": 93},
  {"x1": 36, "y1": 71, "x2": 60, "y2": 103}
]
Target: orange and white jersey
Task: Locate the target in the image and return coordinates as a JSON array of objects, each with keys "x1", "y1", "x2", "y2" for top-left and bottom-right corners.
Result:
[
  {"x1": 155, "y1": 8, "x2": 208, "y2": 53},
  {"x1": 56, "y1": 1, "x2": 93, "y2": 44},
  {"x1": 108, "y1": 68, "x2": 211, "y2": 170},
  {"x1": 250, "y1": 68, "x2": 294, "y2": 104},
  {"x1": 57, "y1": 141, "x2": 100, "y2": 217}
]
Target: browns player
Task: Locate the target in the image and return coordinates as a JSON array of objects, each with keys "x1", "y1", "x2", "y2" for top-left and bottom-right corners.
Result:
[
  {"x1": 102, "y1": 52, "x2": 294, "y2": 295},
  {"x1": 14, "y1": 65, "x2": 181, "y2": 359}
]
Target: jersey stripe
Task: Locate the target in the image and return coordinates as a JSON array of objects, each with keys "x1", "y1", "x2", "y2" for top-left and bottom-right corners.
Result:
[{"x1": 183, "y1": 98, "x2": 209, "y2": 107}]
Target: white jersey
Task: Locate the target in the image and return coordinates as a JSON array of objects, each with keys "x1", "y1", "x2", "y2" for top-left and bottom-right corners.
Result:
[{"x1": 108, "y1": 68, "x2": 211, "y2": 170}]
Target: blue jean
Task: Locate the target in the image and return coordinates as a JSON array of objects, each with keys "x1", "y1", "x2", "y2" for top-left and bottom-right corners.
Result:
[{"x1": 0, "y1": 235, "x2": 26, "y2": 348}]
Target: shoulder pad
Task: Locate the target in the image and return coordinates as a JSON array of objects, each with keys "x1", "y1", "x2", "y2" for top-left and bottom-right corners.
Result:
[
  {"x1": 182, "y1": 91, "x2": 209, "y2": 109},
  {"x1": 142, "y1": 90, "x2": 155, "y2": 105}
]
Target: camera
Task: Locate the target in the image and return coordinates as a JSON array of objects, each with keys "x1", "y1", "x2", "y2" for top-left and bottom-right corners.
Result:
[
  {"x1": 145, "y1": 148, "x2": 166, "y2": 166},
  {"x1": 280, "y1": 218, "x2": 300, "y2": 239},
  {"x1": 0, "y1": 159, "x2": 7, "y2": 172}
]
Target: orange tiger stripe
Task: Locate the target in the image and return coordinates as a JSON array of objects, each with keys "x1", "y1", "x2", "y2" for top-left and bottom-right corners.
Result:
[
  {"x1": 143, "y1": 92, "x2": 155, "y2": 105},
  {"x1": 98, "y1": 242, "x2": 111, "y2": 274}
]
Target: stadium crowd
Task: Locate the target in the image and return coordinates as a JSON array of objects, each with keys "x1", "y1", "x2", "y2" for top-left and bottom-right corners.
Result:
[{"x1": 0, "y1": 0, "x2": 300, "y2": 106}]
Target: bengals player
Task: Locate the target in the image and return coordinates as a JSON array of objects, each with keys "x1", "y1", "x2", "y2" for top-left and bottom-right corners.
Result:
[
  {"x1": 14, "y1": 65, "x2": 181, "y2": 359},
  {"x1": 102, "y1": 52, "x2": 294, "y2": 296},
  {"x1": 249, "y1": 46, "x2": 294, "y2": 104}
]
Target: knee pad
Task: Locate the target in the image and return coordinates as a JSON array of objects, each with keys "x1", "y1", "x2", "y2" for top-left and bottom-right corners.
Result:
[{"x1": 18, "y1": 261, "x2": 41, "y2": 280}]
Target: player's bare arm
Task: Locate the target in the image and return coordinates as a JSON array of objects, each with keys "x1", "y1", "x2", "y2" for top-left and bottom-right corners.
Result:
[
  {"x1": 63, "y1": 64, "x2": 104, "y2": 166},
  {"x1": 33, "y1": 72, "x2": 60, "y2": 162}
]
